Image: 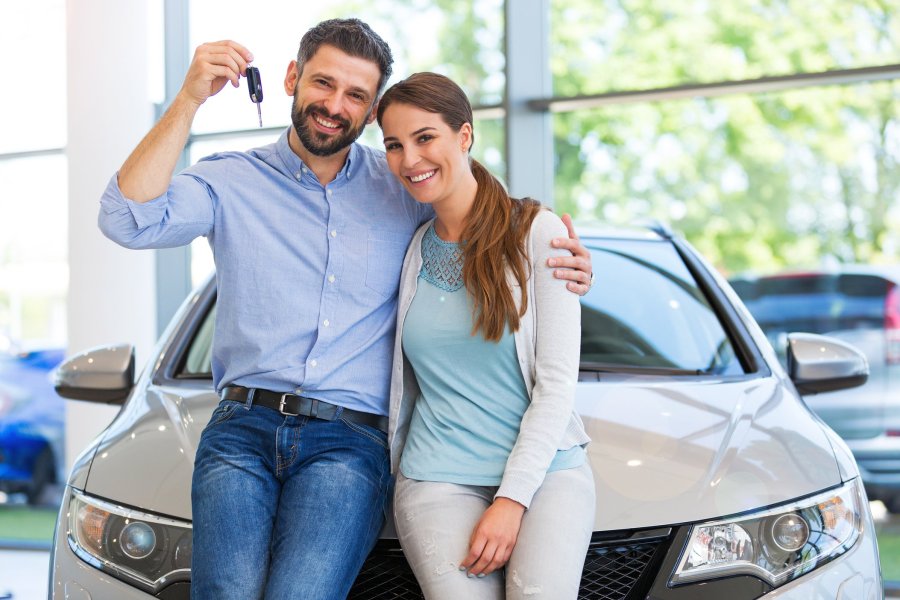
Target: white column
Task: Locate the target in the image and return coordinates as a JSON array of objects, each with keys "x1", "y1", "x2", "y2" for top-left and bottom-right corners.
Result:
[{"x1": 65, "y1": 0, "x2": 158, "y2": 469}]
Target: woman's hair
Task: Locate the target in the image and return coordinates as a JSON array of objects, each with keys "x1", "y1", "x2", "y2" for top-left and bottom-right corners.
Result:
[{"x1": 377, "y1": 72, "x2": 543, "y2": 341}]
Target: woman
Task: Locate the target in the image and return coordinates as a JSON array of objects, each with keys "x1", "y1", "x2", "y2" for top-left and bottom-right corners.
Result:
[{"x1": 378, "y1": 72, "x2": 595, "y2": 600}]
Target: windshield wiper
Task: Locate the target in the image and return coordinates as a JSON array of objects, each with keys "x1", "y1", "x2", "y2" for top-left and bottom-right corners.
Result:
[{"x1": 579, "y1": 361, "x2": 704, "y2": 376}]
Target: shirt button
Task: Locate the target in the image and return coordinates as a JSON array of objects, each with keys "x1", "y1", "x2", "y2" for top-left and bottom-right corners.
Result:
[
  {"x1": 310, "y1": 360, "x2": 318, "y2": 368},
  {"x1": 328, "y1": 274, "x2": 335, "y2": 283},
  {"x1": 323, "y1": 320, "x2": 330, "y2": 327},
  {"x1": 330, "y1": 230, "x2": 337, "y2": 238},
  {"x1": 327, "y1": 189, "x2": 333, "y2": 196},
  {"x1": 295, "y1": 173, "x2": 301, "y2": 179}
]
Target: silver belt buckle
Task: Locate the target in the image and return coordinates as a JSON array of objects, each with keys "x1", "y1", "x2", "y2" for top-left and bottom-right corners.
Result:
[{"x1": 278, "y1": 393, "x2": 301, "y2": 417}]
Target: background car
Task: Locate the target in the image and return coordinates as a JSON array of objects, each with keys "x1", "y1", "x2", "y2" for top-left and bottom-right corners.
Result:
[
  {"x1": 731, "y1": 266, "x2": 900, "y2": 511},
  {"x1": 0, "y1": 347, "x2": 65, "y2": 506},
  {"x1": 48, "y1": 225, "x2": 881, "y2": 599}
]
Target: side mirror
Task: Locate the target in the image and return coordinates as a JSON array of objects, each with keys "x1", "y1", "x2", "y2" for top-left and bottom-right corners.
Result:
[
  {"x1": 54, "y1": 344, "x2": 135, "y2": 404},
  {"x1": 786, "y1": 333, "x2": 868, "y2": 395}
]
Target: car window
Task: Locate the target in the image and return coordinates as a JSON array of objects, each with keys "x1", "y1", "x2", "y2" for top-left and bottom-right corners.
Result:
[
  {"x1": 178, "y1": 304, "x2": 216, "y2": 378},
  {"x1": 838, "y1": 274, "x2": 890, "y2": 298},
  {"x1": 737, "y1": 273, "x2": 888, "y2": 335},
  {"x1": 173, "y1": 240, "x2": 748, "y2": 380},
  {"x1": 581, "y1": 239, "x2": 746, "y2": 375},
  {"x1": 756, "y1": 275, "x2": 835, "y2": 296}
]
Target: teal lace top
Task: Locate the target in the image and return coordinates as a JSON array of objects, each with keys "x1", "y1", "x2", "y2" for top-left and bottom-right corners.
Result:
[{"x1": 399, "y1": 224, "x2": 584, "y2": 485}]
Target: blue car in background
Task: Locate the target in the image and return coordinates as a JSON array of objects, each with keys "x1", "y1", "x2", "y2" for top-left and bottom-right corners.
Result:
[{"x1": 0, "y1": 348, "x2": 65, "y2": 505}]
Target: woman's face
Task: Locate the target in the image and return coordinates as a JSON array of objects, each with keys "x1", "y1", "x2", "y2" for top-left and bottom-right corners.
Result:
[{"x1": 381, "y1": 103, "x2": 473, "y2": 207}]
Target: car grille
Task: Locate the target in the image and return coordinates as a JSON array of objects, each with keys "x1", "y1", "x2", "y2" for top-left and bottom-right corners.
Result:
[{"x1": 348, "y1": 530, "x2": 672, "y2": 600}]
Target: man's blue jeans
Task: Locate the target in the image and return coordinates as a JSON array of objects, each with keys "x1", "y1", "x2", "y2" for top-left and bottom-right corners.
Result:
[{"x1": 190, "y1": 397, "x2": 391, "y2": 599}]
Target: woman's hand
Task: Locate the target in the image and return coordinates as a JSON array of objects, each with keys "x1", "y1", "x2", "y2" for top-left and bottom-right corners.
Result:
[{"x1": 460, "y1": 497, "x2": 526, "y2": 577}]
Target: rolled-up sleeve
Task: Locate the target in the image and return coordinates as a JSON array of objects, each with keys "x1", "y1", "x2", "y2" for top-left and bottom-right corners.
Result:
[{"x1": 98, "y1": 171, "x2": 215, "y2": 250}]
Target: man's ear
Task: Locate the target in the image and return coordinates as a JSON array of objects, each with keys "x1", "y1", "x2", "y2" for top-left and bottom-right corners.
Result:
[
  {"x1": 366, "y1": 99, "x2": 380, "y2": 125},
  {"x1": 283, "y1": 60, "x2": 299, "y2": 95}
]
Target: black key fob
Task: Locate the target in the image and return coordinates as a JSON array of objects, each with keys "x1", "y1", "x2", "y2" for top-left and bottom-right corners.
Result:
[
  {"x1": 247, "y1": 66, "x2": 263, "y2": 103},
  {"x1": 247, "y1": 66, "x2": 263, "y2": 127}
]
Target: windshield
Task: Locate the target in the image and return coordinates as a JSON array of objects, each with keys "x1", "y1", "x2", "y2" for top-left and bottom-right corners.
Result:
[{"x1": 580, "y1": 238, "x2": 745, "y2": 375}]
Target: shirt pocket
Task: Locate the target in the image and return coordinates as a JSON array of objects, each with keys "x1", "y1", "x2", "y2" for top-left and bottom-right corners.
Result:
[{"x1": 365, "y1": 228, "x2": 409, "y2": 298}]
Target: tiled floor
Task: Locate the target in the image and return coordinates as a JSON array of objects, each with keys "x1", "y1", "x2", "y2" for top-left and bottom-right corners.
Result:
[{"x1": 0, "y1": 549, "x2": 49, "y2": 600}]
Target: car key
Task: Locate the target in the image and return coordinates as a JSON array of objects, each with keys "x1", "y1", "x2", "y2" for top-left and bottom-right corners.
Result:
[{"x1": 246, "y1": 66, "x2": 263, "y2": 127}]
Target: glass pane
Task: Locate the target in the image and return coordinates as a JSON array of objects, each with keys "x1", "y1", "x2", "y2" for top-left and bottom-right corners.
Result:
[
  {"x1": 580, "y1": 238, "x2": 744, "y2": 375},
  {"x1": 188, "y1": 0, "x2": 504, "y2": 134},
  {"x1": 179, "y1": 304, "x2": 216, "y2": 378},
  {"x1": 0, "y1": 155, "x2": 67, "y2": 533},
  {"x1": 554, "y1": 80, "x2": 900, "y2": 275},
  {"x1": 472, "y1": 118, "x2": 506, "y2": 185},
  {"x1": 0, "y1": 0, "x2": 66, "y2": 152},
  {"x1": 0, "y1": 156, "x2": 68, "y2": 349},
  {"x1": 550, "y1": 1, "x2": 900, "y2": 96}
]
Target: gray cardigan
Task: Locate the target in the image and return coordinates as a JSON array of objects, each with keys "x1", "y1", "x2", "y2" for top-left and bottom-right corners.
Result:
[{"x1": 388, "y1": 210, "x2": 590, "y2": 508}]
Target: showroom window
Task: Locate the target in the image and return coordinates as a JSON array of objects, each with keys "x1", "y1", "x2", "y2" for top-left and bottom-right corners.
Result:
[
  {"x1": 552, "y1": 80, "x2": 900, "y2": 274},
  {"x1": 0, "y1": 0, "x2": 68, "y2": 545},
  {"x1": 547, "y1": 0, "x2": 900, "y2": 275}
]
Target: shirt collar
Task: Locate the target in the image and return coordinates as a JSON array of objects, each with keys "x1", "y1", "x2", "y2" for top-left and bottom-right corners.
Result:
[{"x1": 275, "y1": 127, "x2": 360, "y2": 185}]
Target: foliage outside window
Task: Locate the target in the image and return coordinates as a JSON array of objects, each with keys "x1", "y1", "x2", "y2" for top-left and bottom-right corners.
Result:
[
  {"x1": 550, "y1": 1, "x2": 900, "y2": 275},
  {"x1": 550, "y1": 0, "x2": 900, "y2": 96}
]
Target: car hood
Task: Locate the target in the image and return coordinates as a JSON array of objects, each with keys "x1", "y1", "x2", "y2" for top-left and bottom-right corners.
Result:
[
  {"x1": 577, "y1": 375, "x2": 842, "y2": 529},
  {"x1": 81, "y1": 374, "x2": 843, "y2": 530}
]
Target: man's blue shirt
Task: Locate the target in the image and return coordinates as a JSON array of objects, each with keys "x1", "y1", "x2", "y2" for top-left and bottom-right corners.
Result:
[{"x1": 99, "y1": 129, "x2": 432, "y2": 416}]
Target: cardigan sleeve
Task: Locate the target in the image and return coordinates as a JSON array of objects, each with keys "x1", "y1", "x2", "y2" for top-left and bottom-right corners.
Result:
[{"x1": 496, "y1": 210, "x2": 582, "y2": 507}]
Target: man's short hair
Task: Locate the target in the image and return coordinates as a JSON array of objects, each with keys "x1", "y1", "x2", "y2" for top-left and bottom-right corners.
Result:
[{"x1": 297, "y1": 18, "x2": 394, "y2": 95}]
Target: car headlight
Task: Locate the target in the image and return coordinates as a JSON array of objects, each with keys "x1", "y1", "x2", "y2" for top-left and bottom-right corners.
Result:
[
  {"x1": 671, "y1": 478, "x2": 863, "y2": 587},
  {"x1": 66, "y1": 488, "x2": 192, "y2": 593}
]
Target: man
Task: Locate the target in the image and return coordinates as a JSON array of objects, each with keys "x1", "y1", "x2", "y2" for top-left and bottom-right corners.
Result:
[{"x1": 99, "y1": 18, "x2": 592, "y2": 599}]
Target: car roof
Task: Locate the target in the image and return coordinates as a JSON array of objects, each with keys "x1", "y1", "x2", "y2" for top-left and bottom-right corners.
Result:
[{"x1": 576, "y1": 221, "x2": 671, "y2": 242}]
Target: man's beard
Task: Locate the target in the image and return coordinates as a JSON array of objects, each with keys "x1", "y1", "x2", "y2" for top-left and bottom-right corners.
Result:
[{"x1": 291, "y1": 101, "x2": 367, "y2": 157}]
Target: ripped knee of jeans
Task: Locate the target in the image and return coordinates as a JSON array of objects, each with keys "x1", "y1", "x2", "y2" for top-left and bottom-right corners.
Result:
[{"x1": 510, "y1": 569, "x2": 543, "y2": 596}]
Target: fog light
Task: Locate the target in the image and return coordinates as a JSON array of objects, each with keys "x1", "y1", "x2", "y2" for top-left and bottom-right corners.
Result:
[
  {"x1": 120, "y1": 521, "x2": 157, "y2": 559},
  {"x1": 770, "y1": 513, "x2": 809, "y2": 552}
]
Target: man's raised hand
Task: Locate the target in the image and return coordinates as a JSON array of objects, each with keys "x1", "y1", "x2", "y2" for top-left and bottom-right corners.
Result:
[{"x1": 179, "y1": 41, "x2": 255, "y2": 106}]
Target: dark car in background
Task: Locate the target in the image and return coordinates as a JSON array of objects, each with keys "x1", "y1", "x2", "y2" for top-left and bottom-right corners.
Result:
[
  {"x1": 731, "y1": 265, "x2": 900, "y2": 510},
  {"x1": 0, "y1": 348, "x2": 65, "y2": 505}
]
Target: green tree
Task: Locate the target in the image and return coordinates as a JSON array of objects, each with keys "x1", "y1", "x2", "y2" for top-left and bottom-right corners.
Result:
[{"x1": 550, "y1": 0, "x2": 900, "y2": 273}]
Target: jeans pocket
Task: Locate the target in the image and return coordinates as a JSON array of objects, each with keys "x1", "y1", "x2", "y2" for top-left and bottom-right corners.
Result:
[
  {"x1": 340, "y1": 418, "x2": 389, "y2": 451},
  {"x1": 207, "y1": 400, "x2": 242, "y2": 428}
]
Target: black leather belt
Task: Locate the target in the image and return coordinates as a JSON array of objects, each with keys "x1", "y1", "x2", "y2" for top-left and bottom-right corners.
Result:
[{"x1": 220, "y1": 385, "x2": 388, "y2": 433}]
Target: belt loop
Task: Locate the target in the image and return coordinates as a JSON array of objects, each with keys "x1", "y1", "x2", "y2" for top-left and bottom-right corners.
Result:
[
  {"x1": 309, "y1": 398, "x2": 318, "y2": 419},
  {"x1": 246, "y1": 387, "x2": 255, "y2": 407}
]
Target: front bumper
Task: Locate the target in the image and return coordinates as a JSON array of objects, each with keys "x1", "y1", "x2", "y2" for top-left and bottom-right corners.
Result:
[{"x1": 49, "y1": 484, "x2": 883, "y2": 600}]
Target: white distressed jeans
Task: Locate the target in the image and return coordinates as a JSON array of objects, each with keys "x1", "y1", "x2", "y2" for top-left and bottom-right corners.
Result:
[{"x1": 393, "y1": 461, "x2": 595, "y2": 599}]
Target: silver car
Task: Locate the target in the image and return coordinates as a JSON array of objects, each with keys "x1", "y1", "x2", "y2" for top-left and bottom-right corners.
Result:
[
  {"x1": 49, "y1": 225, "x2": 882, "y2": 599},
  {"x1": 732, "y1": 266, "x2": 900, "y2": 512}
]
